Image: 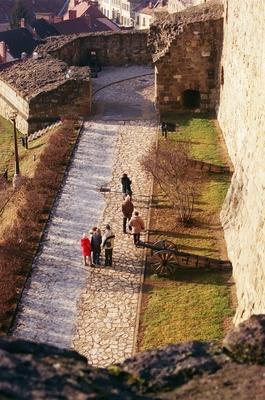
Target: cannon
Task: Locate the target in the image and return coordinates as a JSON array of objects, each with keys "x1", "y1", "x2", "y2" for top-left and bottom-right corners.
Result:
[
  {"x1": 136, "y1": 239, "x2": 178, "y2": 276},
  {"x1": 136, "y1": 239, "x2": 232, "y2": 276}
]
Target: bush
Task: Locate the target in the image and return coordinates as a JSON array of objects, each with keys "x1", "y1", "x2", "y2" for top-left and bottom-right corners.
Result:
[
  {"x1": 141, "y1": 141, "x2": 201, "y2": 225},
  {"x1": 0, "y1": 120, "x2": 76, "y2": 331}
]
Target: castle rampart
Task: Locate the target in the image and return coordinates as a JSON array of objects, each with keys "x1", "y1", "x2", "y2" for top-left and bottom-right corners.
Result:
[
  {"x1": 0, "y1": 30, "x2": 151, "y2": 134},
  {"x1": 149, "y1": 1, "x2": 223, "y2": 115},
  {"x1": 0, "y1": 55, "x2": 91, "y2": 134},
  {"x1": 38, "y1": 30, "x2": 152, "y2": 67},
  {"x1": 218, "y1": 0, "x2": 265, "y2": 324}
]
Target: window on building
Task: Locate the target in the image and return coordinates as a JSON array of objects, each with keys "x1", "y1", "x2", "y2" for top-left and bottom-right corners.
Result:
[
  {"x1": 136, "y1": 16, "x2": 139, "y2": 25},
  {"x1": 182, "y1": 90, "x2": 201, "y2": 109},
  {"x1": 107, "y1": 9, "x2": 109, "y2": 17},
  {"x1": 143, "y1": 17, "x2": 146, "y2": 26}
]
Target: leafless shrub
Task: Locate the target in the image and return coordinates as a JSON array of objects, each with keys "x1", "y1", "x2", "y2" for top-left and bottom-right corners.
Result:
[
  {"x1": 141, "y1": 141, "x2": 201, "y2": 225},
  {"x1": 0, "y1": 120, "x2": 77, "y2": 330}
]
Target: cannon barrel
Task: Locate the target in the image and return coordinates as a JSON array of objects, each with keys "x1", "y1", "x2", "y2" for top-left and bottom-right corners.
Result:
[{"x1": 136, "y1": 240, "x2": 178, "y2": 254}]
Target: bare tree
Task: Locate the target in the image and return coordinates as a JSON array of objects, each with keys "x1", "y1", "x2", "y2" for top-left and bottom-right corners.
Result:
[{"x1": 141, "y1": 140, "x2": 200, "y2": 225}]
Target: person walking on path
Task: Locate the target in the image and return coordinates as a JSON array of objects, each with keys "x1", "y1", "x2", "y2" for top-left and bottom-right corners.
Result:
[
  {"x1": 121, "y1": 173, "x2": 132, "y2": 199},
  {"x1": 129, "y1": 211, "x2": 145, "y2": 245},
  {"x1": 80, "y1": 233, "x2": 93, "y2": 267},
  {"x1": 91, "y1": 228, "x2": 102, "y2": 266},
  {"x1": 122, "y1": 195, "x2": 134, "y2": 234},
  {"x1": 102, "y1": 224, "x2": 115, "y2": 267},
  {"x1": 161, "y1": 121, "x2": 168, "y2": 139}
]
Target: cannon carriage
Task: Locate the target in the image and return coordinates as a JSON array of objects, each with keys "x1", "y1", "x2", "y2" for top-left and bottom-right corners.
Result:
[{"x1": 136, "y1": 239, "x2": 232, "y2": 276}]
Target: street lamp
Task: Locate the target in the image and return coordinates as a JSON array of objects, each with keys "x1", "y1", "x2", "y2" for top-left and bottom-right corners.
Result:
[{"x1": 9, "y1": 110, "x2": 21, "y2": 189}]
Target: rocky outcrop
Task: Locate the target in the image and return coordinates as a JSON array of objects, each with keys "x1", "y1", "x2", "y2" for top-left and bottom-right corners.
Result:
[{"x1": 1, "y1": 315, "x2": 265, "y2": 399}]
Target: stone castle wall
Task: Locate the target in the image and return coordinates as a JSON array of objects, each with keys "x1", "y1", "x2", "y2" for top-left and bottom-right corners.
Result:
[
  {"x1": 40, "y1": 30, "x2": 151, "y2": 67},
  {"x1": 0, "y1": 79, "x2": 29, "y2": 133},
  {"x1": 150, "y1": 1, "x2": 223, "y2": 115},
  {"x1": 28, "y1": 79, "x2": 91, "y2": 133},
  {"x1": 168, "y1": 0, "x2": 207, "y2": 14},
  {"x1": 0, "y1": 30, "x2": 149, "y2": 134},
  {"x1": 218, "y1": 0, "x2": 265, "y2": 324},
  {"x1": 0, "y1": 58, "x2": 91, "y2": 134}
]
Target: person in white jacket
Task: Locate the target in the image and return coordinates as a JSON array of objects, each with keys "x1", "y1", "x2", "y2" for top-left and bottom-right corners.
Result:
[
  {"x1": 129, "y1": 211, "x2": 145, "y2": 245},
  {"x1": 102, "y1": 224, "x2": 115, "y2": 267}
]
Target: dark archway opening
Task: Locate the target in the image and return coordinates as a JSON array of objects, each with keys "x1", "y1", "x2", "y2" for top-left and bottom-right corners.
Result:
[{"x1": 182, "y1": 90, "x2": 201, "y2": 109}]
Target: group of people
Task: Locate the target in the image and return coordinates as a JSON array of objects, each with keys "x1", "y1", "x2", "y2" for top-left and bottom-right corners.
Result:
[
  {"x1": 80, "y1": 173, "x2": 145, "y2": 268},
  {"x1": 80, "y1": 224, "x2": 115, "y2": 268}
]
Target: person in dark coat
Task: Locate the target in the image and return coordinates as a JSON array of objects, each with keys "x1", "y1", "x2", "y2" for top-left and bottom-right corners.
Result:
[
  {"x1": 161, "y1": 121, "x2": 168, "y2": 139},
  {"x1": 80, "y1": 233, "x2": 92, "y2": 266},
  {"x1": 122, "y1": 195, "x2": 134, "y2": 233},
  {"x1": 91, "y1": 228, "x2": 102, "y2": 266},
  {"x1": 102, "y1": 224, "x2": 115, "y2": 267},
  {"x1": 121, "y1": 173, "x2": 132, "y2": 199}
]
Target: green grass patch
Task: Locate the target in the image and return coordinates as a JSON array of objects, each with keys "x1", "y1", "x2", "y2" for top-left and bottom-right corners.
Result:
[
  {"x1": 138, "y1": 115, "x2": 234, "y2": 351},
  {"x1": 0, "y1": 114, "x2": 50, "y2": 180},
  {"x1": 140, "y1": 271, "x2": 233, "y2": 352},
  {"x1": 165, "y1": 114, "x2": 226, "y2": 166}
]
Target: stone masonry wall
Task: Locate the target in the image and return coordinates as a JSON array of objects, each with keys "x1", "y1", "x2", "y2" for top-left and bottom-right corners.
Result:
[
  {"x1": 218, "y1": 0, "x2": 265, "y2": 324},
  {"x1": 39, "y1": 30, "x2": 152, "y2": 67},
  {"x1": 28, "y1": 79, "x2": 91, "y2": 133},
  {"x1": 0, "y1": 80, "x2": 29, "y2": 133},
  {"x1": 150, "y1": 1, "x2": 223, "y2": 115},
  {"x1": 0, "y1": 58, "x2": 91, "y2": 134},
  {"x1": 168, "y1": 0, "x2": 207, "y2": 14}
]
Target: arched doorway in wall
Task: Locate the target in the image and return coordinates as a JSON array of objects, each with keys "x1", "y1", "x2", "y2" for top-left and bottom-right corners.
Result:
[{"x1": 182, "y1": 90, "x2": 201, "y2": 109}]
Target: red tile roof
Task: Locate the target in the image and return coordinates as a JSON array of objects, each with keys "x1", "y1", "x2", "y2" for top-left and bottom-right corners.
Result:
[{"x1": 53, "y1": 5, "x2": 120, "y2": 34}]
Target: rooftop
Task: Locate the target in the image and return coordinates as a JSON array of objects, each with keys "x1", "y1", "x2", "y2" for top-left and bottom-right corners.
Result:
[
  {"x1": 0, "y1": 55, "x2": 90, "y2": 99},
  {"x1": 53, "y1": 6, "x2": 120, "y2": 34},
  {"x1": 0, "y1": 27, "x2": 39, "y2": 59},
  {"x1": 0, "y1": 0, "x2": 68, "y2": 24}
]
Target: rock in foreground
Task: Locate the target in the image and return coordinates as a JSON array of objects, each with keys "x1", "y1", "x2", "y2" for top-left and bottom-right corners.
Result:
[{"x1": 1, "y1": 315, "x2": 265, "y2": 399}]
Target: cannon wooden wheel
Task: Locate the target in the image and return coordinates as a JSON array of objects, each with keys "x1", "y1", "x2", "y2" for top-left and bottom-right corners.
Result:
[
  {"x1": 151, "y1": 240, "x2": 178, "y2": 255},
  {"x1": 151, "y1": 250, "x2": 177, "y2": 276}
]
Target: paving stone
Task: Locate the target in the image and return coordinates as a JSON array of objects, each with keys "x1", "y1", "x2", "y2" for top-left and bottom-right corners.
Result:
[{"x1": 12, "y1": 66, "x2": 156, "y2": 367}]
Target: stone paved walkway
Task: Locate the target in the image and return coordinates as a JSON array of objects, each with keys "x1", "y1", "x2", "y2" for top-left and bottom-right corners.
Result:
[{"x1": 12, "y1": 66, "x2": 157, "y2": 367}]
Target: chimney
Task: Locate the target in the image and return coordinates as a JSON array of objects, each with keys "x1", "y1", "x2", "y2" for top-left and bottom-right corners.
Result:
[
  {"x1": 84, "y1": 14, "x2": 91, "y2": 28},
  {"x1": 0, "y1": 41, "x2": 7, "y2": 63},
  {"x1": 74, "y1": 0, "x2": 79, "y2": 6},
  {"x1": 32, "y1": 27, "x2": 38, "y2": 39},
  {"x1": 149, "y1": 1, "x2": 153, "y2": 7},
  {"x1": 20, "y1": 18, "x2": 26, "y2": 28},
  {"x1": 68, "y1": 10, "x2": 77, "y2": 19}
]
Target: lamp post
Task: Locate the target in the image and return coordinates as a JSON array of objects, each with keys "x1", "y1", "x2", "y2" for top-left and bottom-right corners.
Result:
[{"x1": 9, "y1": 111, "x2": 21, "y2": 189}]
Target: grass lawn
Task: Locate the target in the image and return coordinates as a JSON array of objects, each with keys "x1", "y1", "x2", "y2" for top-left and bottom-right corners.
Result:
[
  {"x1": 0, "y1": 115, "x2": 19, "y2": 177},
  {"x1": 139, "y1": 271, "x2": 234, "y2": 351},
  {"x1": 138, "y1": 114, "x2": 235, "y2": 352},
  {"x1": 166, "y1": 114, "x2": 230, "y2": 166},
  {"x1": 0, "y1": 115, "x2": 51, "y2": 180}
]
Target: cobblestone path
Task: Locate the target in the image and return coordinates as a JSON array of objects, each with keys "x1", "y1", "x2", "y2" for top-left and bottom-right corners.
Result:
[{"x1": 12, "y1": 66, "x2": 157, "y2": 367}]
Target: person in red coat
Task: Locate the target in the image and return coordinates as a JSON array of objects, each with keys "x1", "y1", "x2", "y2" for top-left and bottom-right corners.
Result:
[{"x1": 80, "y1": 233, "x2": 93, "y2": 266}]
